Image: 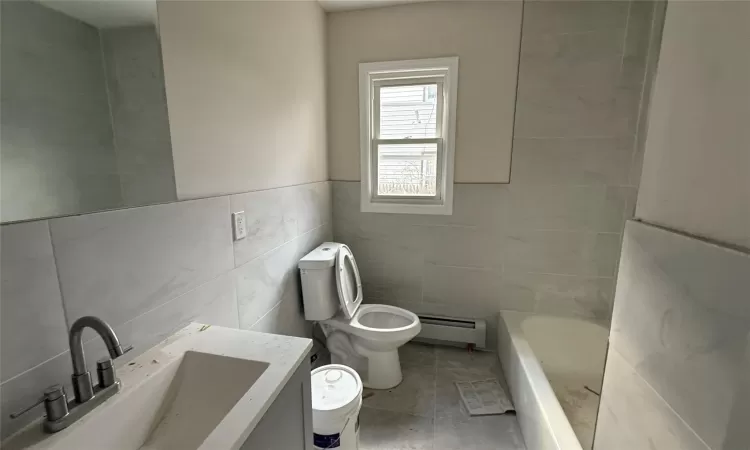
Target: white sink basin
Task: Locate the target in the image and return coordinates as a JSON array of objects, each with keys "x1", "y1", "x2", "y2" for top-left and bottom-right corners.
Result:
[{"x1": 4, "y1": 324, "x2": 311, "y2": 450}]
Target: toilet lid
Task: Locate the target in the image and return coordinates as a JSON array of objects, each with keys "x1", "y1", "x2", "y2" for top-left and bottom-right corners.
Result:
[{"x1": 335, "y1": 245, "x2": 363, "y2": 319}]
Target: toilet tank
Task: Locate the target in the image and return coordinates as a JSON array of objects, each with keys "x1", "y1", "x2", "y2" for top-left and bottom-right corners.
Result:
[{"x1": 299, "y1": 242, "x2": 342, "y2": 320}]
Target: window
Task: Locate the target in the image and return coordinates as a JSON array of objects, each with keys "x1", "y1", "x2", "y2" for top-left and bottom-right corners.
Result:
[{"x1": 359, "y1": 57, "x2": 458, "y2": 215}]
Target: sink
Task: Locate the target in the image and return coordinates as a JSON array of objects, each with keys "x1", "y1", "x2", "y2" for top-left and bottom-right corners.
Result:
[
  {"x1": 140, "y1": 352, "x2": 268, "y2": 450},
  {"x1": 3, "y1": 324, "x2": 311, "y2": 450}
]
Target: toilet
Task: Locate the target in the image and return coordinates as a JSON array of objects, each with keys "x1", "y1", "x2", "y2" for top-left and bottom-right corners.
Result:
[{"x1": 299, "y1": 242, "x2": 421, "y2": 389}]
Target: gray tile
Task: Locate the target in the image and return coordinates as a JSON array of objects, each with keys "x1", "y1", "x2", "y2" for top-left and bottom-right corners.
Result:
[
  {"x1": 363, "y1": 346, "x2": 436, "y2": 418},
  {"x1": 235, "y1": 236, "x2": 301, "y2": 330},
  {"x1": 422, "y1": 226, "x2": 503, "y2": 269},
  {"x1": 249, "y1": 275, "x2": 309, "y2": 339},
  {"x1": 510, "y1": 137, "x2": 634, "y2": 187},
  {"x1": 433, "y1": 415, "x2": 526, "y2": 450},
  {"x1": 291, "y1": 181, "x2": 332, "y2": 236},
  {"x1": 519, "y1": 30, "x2": 624, "y2": 88},
  {"x1": 423, "y1": 264, "x2": 516, "y2": 314},
  {"x1": 514, "y1": 83, "x2": 641, "y2": 138},
  {"x1": 435, "y1": 348, "x2": 504, "y2": 420},
  {"x1": 608, "y1": 221, "x2": 750, "y2": 449},
  {"x1": 594, "y1": 349, "x2": 710, "y2": 450},
  {"x1": 522, "y1": 1, "x2": 629, "y2": 36},
  {"x1": 359, "y1": 407, "x2": 434, "y2": 450},
  {"x1": 504, "y1": 184, "x2": 626, "y2": 233},
  {"x1": 0, "y1": 353, "x2": 71, "y2": 440},
  {"x1": 502, "y1": 230, "x2": 617, "y2": 277},
  {"x1": 0, "y1": 221, "x2": 68, "y2": 382},
  {"x1": 82, "y1": 272, "x2": 239, "y2": 373},
  {"x1": 503, "y1": 272, "x2": 614, "y2": 321},
  {"x1": 230, "y1": 187, "x2": 298, "y2": 267},
  {"x1": 50, "y1": 197, "x2": 234, "y2": 331}
]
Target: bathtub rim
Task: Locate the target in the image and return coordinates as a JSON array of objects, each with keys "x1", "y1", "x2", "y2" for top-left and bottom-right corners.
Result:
[{"x1": 498, "y1": 311, "x2": 587, "y2": 450}]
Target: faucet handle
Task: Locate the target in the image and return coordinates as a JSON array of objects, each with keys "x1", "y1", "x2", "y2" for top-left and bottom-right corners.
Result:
[{"x1": 10, "y1": 385, "x2": 68, "y2": 421}]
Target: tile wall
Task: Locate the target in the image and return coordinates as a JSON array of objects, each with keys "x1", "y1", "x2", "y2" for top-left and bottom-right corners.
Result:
[
  {"x1": 0, "y1": 181, "x2": 331, "y2": 439},
  {"x1": 594, "y1": 221, "x2": 750, "y2": 450},
  {"x1": 332, "y1": 1, "x2": 660, "y2": 334}
]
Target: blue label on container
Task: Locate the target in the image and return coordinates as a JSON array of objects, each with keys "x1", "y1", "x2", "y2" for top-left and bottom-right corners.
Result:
[{"x1": 314, "y1": 433, "x2": 340, "y2": 448}]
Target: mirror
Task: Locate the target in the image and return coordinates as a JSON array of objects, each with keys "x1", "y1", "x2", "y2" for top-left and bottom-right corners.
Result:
[{"x1": 1, "y1": 0, "x2": 176, "y2": 224}]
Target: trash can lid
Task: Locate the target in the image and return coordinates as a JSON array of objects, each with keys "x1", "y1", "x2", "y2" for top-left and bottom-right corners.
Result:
[{"x1": 311, "y1": 364, "x2": 362, "y2": 413}]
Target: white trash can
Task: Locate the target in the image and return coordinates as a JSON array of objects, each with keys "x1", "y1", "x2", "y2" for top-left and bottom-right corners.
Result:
[{"x1": 311, "y1": 364, "x2": 363, "y2": 450}]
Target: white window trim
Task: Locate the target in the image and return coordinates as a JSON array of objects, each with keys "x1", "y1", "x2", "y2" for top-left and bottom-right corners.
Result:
[{"x1": 359, "y1": 57, "x2": 458, "y2": 215}]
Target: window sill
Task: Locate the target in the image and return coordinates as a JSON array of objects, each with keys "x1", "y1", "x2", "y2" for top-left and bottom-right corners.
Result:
[{"x1": 360, "y1": 200, "x2": 453, "y2": 215}]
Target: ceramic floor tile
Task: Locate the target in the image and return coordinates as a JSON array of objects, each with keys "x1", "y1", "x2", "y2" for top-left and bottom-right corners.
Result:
[
  {"x1": 434, "y1": 415, "x2": 527, "y2": 450},
  {"x1": 363, "y1": 353, "x2": 436, "y2": 418},
  {"x1": 359, "y1": 407, "x2": 434, "y2": 450}
]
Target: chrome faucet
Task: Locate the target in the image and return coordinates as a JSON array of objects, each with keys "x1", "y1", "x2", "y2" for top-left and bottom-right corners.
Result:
[
  {"x1": 10, "y1": 316, "x2": 131, "y2": 433},
  {"x1": 69, "y1": 316, "x2": 130, "y2": 403}
]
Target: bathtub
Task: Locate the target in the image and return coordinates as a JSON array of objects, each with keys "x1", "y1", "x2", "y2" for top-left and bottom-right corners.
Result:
[{"x1": 497, "y1": 312, "x2": 609, "y2": 450}]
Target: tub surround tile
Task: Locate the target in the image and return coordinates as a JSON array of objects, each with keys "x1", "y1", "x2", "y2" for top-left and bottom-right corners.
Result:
[
  {"x1": 511, "y1": 137, "x2": 634, "y2": 188},
  {"x1": 607, "y1": 220, "x2": 750, "y2": 449},
  {"x1": 50, "y1": 196, "x2": 234, "y2": 330},
  {"x1": 0, "y1": 221, "x2": 68, "y2": 383},
  {"x1": 594, "y1": 349, "x2": 710, "y2": 450},
  {"x1": 422, "y1": 264, "x2": 508, "y2": 313}
]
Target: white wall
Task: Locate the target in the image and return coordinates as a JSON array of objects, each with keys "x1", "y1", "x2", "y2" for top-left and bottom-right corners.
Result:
[
  {"x1": 635, "y1": 1, "x2": 750, "y2": 250},
  {"x1": 327, "y1": 1, "x2": 522, "y2": 183},
  {"x1": 158, "y1": 1, "x2": 328, "y2": 199}
]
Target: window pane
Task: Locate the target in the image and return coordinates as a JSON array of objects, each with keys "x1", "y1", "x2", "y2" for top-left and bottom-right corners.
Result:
[
  {"x1": 379, "y1": 84, "x2": 438, "y2": 139},
  {"x1": 377, "y1": 143, "x2": 437, "y2": 196}
]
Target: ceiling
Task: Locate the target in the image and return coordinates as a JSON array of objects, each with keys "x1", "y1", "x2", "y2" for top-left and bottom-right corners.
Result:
[
  {"x1": 36, "y1": 0, "x2": 157, "y2": 28},
  {"x1": 318, "y1": 0, "x2": 435, "y2": 12}
]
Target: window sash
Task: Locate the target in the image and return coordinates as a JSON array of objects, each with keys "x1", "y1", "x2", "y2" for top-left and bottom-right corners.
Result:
[
  {"x1": 373, "y1": 78, "x2": 444, "y2": 141},
  {"x1": 371, "y1": 138, "x2": 443, "y2": 202},
  {"x1": 371, "y1": 77, "x2": 445, "y2": 202}
]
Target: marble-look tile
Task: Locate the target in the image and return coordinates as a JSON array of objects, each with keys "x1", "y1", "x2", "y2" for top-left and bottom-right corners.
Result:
[
  {"x1": 235, "y1": 236, "x2": 301, "y2": 330},
  {"x1": 435, "y1": 347, "x2": 504, "y2": 419},
  {"x1": 519, "y1": 29, "x2": 624, "y2": 89},
  {"x1": 358, "y1": 407, "x2": 434, "y2": 450},
  {"x1": 249, "y1": 275, "x2": 309, "y2": 339},
  {"x1": 363, "y1": 346, "x2": 436, "y2": 418},
  {"x1": 594, "y1": 349, "x2": 710, "y2": 450},
  {"x1": 82, "y1": 272, "x2": 239, "y2": 372},
  {"x1": 433, "y1": 415, "x2": 526, "y2": 450},
  {"x1": 0, "y1": 221, "x2": 68, "y2": 383},
  {"x1": 608, "y1": 220, "x2": 750, "y2": 449},
  {"x1": 422, "y1": 225, "x2": 503, "y2": 269},
  {"x1": 522, "y1": 1, "x2": 629, "y2": 36},
  {"x1": 423, "y1": 264, "x2": 512, "y2": 314},
  {"x1": 291, "y1": 181, "x2": 331, "y2": 235},
  {"x1": 510, "y1": 137, "x2": 634, "y2": 187},
  {"x1": 49, "y1": 197, "x2": 234, "y2": 330},
  {"x1": 0, "y1": 353, "x2": 72, "y2": 440},
  {"x1": 514, "y1": 82, "x2": 640, "y2": 138},
  {"x1": 504, "y1": 185, "x2": 627, "y2": 233},
  {"x1": 230, "y1": 187, "x2": 298, "y2": 267},
  {"x1": 502, "y1": 231, "x2": 620, "y2": 277},
  {"x1": 503, "y1": 272, "x2": 614, "y2": 321}
]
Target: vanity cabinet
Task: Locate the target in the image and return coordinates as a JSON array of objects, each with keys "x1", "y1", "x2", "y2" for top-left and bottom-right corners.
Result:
[{"x1": 241, "y1": 359, "x2": 313, "y2": 450}]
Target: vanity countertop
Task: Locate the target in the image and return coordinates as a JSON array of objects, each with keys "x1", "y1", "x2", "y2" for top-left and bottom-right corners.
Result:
[{"x1": 3, "y1": 324, "x2": 312, "y2": 450}]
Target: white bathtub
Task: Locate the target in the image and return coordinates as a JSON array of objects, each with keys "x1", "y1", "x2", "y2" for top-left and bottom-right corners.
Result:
[{"x1": 497, "y1": 312, "x2": 609, "y2": 450}]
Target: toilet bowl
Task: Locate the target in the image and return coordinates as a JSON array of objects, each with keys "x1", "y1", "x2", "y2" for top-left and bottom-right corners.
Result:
[
  {"x1": 299, "y1": 243, "x2": 421, "y2": 389},
  {"x1": 324, "y1": 304, "x2": 420, "y2": 389}
]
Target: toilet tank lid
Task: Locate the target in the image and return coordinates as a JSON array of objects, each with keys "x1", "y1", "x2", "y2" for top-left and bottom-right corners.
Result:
[{"x1": 298, "y1": 242, "x2": 342, "y2": 269}]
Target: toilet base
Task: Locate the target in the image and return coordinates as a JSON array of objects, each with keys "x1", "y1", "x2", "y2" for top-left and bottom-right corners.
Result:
[{"x1": 358, "y1": 347, "x2": 403, "y2": 390}]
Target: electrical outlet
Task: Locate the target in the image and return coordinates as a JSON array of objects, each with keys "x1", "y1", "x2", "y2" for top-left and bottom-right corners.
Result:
[{"x1": 232, "y1": 211, "x2": 247, "y2": 241}]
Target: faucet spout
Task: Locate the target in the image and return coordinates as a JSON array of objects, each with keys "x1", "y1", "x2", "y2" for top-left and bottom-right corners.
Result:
[{"x1": 68, "y1": 316, "x2": 129, "y2": 403}]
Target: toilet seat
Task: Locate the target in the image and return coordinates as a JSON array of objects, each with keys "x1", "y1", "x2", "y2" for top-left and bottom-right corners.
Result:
[{"x1": 325, "y1": 304, "x2": 419, "y2": 342}]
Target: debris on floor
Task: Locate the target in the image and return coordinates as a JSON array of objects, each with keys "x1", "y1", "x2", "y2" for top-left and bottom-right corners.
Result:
[{"x1": 455, "y1": 378, "x2": 515, "y2": 416}]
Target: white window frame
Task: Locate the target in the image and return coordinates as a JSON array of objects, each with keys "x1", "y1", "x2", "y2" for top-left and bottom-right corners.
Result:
[{"x1": 359, "y1": 57, "x2": 458, "y2": 215}]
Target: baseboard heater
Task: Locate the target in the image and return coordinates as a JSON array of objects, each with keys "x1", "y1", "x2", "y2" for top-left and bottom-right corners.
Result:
[{"x1": 415, "y1": 315, "x2": 486, "y2": 349}]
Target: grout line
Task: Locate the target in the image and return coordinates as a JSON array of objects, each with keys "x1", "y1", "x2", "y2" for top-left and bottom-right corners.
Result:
[
  {"x1": 46, "y1": 221, "x2": 71, "y2": 331},
  {"x1": 1, "y1": 348, "x2": 69, "y2": 386}
]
